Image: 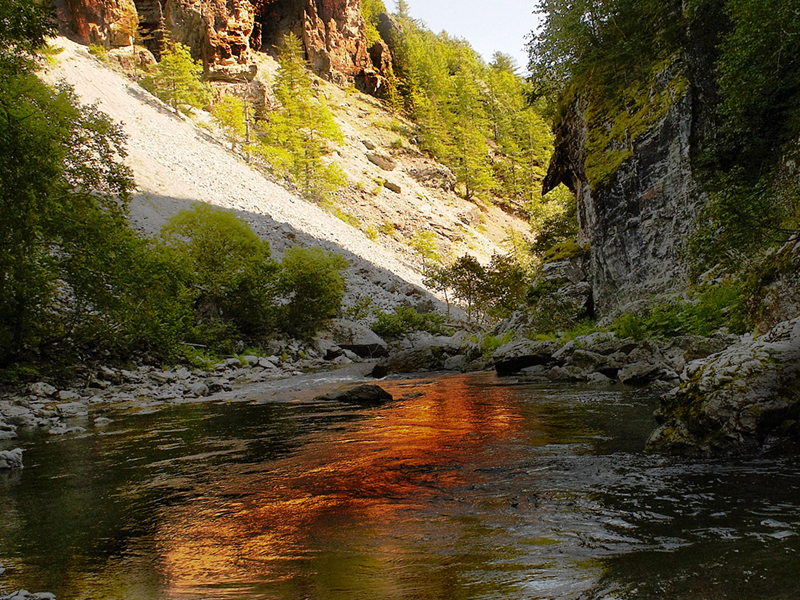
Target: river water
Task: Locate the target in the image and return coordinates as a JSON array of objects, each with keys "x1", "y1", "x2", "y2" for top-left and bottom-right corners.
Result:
[{"x1": 1, "y1": 372, "x2": 799, "y2": 599}]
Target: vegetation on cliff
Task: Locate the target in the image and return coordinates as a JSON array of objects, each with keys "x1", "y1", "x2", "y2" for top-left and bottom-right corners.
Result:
[{"x1": 529, "y1": 0, "x2": 800, "y2": 331}]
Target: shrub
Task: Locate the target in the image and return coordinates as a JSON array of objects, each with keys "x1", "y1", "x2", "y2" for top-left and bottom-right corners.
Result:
[
  {"x1": 277, "y1": 247, "x2": 348, "y2": 337},
  {"x1": 371, "y1": 306, "x2": 447, "y2": 340},
  {"x1": 158, "y1": 204, "x2": 278, "y2": 347}
]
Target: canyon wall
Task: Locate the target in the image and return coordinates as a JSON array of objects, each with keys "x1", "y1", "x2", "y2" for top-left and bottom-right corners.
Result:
[{"x1": 58, "y1": 0, "x2": 385, "y2": 86}]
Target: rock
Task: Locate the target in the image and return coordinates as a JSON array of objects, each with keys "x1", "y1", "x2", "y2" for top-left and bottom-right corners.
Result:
[
  {"x1": 56, "y1": 390, "x2": 82, "y2": 402},
  {"x1": 332, "y1": 355, "x2": 353, "y2": 366},
  {"x1": 312, "y1": 338, "x2": 344, "y2": 360},
  {"x1": 371, "y1": 343, "x2": 447, "y2": 377},
  {"x1": 184, "y1": 382, "x2": 209, "y2": 397},
  {"x1": 0, "y1": 448, "x2": 23, "y2": 470},
  {"x1": 383, "y1": 180, "x2": 402, "y2": 194},
  {"x1": 542, "y1": 59, "x2": 702, "y2": 314},
  {"x1": 443, "y1": 354, "x2": 470, "y2": 372},
  {"x1": 324, "y1": 319, "x2": 388, "y2": 358},
  {"x1": 240, "y1": 355, "x2": 260, "y2": 367},
  {"x1": 367, "y1": 153, "x2": 396, "y2": 171},
  {"x1": 56, "y1": 402, "x2": 89, "y2": 418},
  {"x1": 107, "y1": 46, "x2": 156, "y2": 70},
  {"x1": 587, "y1": 372, "x2": 613, "y2": 385},
  {"x1": 318, "y1": 384, "x2": 393, "y2": 404},
  {"x1": 28, "y1": 382, "x2": 57, "y2": 398},
  {"x1": 647, "y1": 316, "x2": 800, "y2": 455},
  {"x1": 618, "y1": 362, "x2": 664, "y2": 385},
  {"x1": 1, "y1": 406, "x2": 37, "y2": 428},
  {"x1": 493, "y1": 340, "x2": 559, "y2": 376},
  {"x1": 362, "y1": 139, "x2": 376, "y2": 150}
]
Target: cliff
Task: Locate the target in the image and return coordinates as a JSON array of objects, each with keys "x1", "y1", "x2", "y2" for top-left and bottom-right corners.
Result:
[
  {"x1": 56, "y1": 0, "x2": 387, "y2": 88},
  {"x1": 543, "y1": 58, "x2": 705, "y2": 315}
]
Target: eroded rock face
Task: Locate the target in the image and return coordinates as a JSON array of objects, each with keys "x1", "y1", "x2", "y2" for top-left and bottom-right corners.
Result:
[
  {"x1": 60, "y1": 0, "x2": 382, "y2": 85},
  {"x1": 63, "y1": 0, "x2": 138, "y2": 46},
  {"x1": 543, "y1": 59, "x2": 706, "y2": 315}
]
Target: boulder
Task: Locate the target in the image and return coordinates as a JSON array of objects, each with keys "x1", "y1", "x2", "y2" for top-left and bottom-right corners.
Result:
[
  {"x1": 324, "y1": 319, "x2": 388, "y2": 358},
  {"x1": 0, "y1": 448, "x2": 23, "y2": 470},
  {"x1": 647, "y1": 316, "x2": 800, "y2": 455},
  {"x1": 318, "y1": 384, "x2": 393, "y2": 404},
  {"x1": 371, "y1": 340, "x2": 451, "y2": 377},
  {"x1": 367, "y1": 153, "x2": 396, "y2": 171},
  {"x1": 28, "y1": 382, "x2": 57, "y2": 398},
  {"x1": 493, "y1": 340, "x2": 559, "y2": 376}
]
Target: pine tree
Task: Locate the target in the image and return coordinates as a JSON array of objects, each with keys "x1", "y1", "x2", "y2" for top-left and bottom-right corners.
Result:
[
  {"x1": 141, "y1": 42, "x2": 210, "y2": 113},
  {"x1": 258, "y1": 34, "x2": 345, "y2": 200}
]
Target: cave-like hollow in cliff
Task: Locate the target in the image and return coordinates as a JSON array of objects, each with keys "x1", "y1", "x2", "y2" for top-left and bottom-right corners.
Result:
[
  {"x1": 130, "y1": 0, "x2": 166, "y2": 57},
  {"x1": 250, "y1": 0, "x2": 307, "y2": 54}
]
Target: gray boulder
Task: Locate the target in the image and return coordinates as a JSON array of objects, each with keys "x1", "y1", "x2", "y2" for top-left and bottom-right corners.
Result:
[
  {"x1": 647, "y1": 316, "x2": 800, "y2": 455},
  {"x1": 493, "y1": 340, "x2": 559, "y2": 376},
  {"x1": 324, "y1": 319, "x2": 388, "y2": 358},
  {"x1": 0, "y1": 448, "x2": 23, "y2": 469},
  {"x1": 318, "y1": 384, "x2": 393, "y2": 404}
]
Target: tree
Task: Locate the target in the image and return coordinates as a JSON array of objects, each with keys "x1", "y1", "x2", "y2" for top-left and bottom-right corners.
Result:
[
  {"x1": 0, "y1": 1, "x2": 141, "y2": 363},
  {"x1": 159, "y1": 204, "x2": 278, "y2": 342},
  {"x1": 258, "y1": 34, "x2": 345, "y2": 200},
  {"x1": 212, "y1": 94, "x2": 247, "y2": 152},
  {"x1": 277, "y1": 247, "x2": 348, "y2": 337},
  {"x1": 141, "y1": 41, "x2": 211, "y2": 113}
]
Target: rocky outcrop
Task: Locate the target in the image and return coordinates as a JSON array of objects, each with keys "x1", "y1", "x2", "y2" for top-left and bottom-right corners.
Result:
[
  {"x1": 62, "y1": 0, "x2": 138, "y2": 47},
  {"x1": 543, "y1": 58, "x2": 705, "y2": 315},
  {"x1": 60, "y1": 0, "x2": 386, "y2": 87},
  {"x1": 323, "y1": 318, "x2": 388, "y2": 357},
  {"x1": 647, "y1": 317, "x2": 800, "y2": 456}
]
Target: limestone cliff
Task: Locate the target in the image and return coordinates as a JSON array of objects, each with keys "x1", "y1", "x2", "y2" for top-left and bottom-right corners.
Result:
[
  {"x1": 543, "y1": 58, "x2": 704, "y2": 315},
  {"x1": 57, "y1": 0, "x2": 386, "y2": 87}
]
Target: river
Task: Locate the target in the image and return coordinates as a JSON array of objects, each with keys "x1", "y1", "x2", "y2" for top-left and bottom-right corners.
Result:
[{"x1": 1, "y1": 371, "x2": 799, "y2": 599}]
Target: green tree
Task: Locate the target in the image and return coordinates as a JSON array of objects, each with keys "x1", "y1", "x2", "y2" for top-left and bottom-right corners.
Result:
[
  {"x1": 212, "y1": 93, "x2": 247, "y2": 152},
  {"x1": 259, "y1": 34, "x2": 345, "y2": 200},
  {"x1": 141, "y1": 41, "x2": 211, "y2": 113},
  {"x1": 159, "y1": 204, "x2": 278, "y2": 344},
  {"x1": 277, "y1": 247, "x2": 348, "y2": 337}
]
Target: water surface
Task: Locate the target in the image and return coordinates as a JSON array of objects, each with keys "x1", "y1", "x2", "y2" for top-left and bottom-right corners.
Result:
[{"x1": 1, "y1": 372, "x2": 798, "y2": 599}]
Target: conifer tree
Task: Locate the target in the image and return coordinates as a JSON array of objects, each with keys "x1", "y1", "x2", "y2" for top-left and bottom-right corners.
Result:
[
  {"x1": 258, "y1": 34, "x2": 345, "y2": 200},
  {"x1": 141, "y1": 41, "x2": 210, "y2": 113}
]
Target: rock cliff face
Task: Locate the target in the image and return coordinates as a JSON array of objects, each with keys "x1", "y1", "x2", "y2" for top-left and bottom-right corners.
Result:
[
  {"x1": 58, "y1": 0, "x2": 383, "y2": 85},
  {"x1": 543, "y1": 59, "x2": 707, "y2": 315}
]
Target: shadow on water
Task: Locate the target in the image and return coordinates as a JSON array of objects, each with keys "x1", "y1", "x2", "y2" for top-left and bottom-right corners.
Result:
[{"x1": 1, "y1": 372, "x2": 799, "y2": 599}]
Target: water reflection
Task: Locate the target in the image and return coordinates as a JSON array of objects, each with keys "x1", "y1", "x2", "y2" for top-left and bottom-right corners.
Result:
[{"x1": 1, "y1": 372, "x2": 799, "y2": 599}]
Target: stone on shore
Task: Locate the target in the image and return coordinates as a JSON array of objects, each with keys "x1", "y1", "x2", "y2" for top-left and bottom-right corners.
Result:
[
  {"x1": 324, "y1": 319, "x2": 388, "y2": 358},
  {"x1": 0, "y1": 448, "x2": 23, "y2": 469},
  {"x1": 647, "y1": 316, "x2": 800, "y2": 455}
]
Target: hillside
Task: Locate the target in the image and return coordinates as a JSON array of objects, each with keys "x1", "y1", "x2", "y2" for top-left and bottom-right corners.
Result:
[{"x1": 43, "y1": 37, "x2": 529, "y2": 313}]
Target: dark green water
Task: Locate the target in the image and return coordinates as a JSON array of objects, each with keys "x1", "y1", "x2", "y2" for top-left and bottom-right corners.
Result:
[{"x1": 1, "y1": 372, "x2": 799, "y2": 599}]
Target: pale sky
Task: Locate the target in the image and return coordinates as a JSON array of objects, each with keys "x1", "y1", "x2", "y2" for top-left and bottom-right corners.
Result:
[{"x1": 403, "y1": 0, "x2": 540, "y2": 74}]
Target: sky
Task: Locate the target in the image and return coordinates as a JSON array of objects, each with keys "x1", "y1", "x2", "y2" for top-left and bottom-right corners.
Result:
[{"x1": 402, "y1": 0, "x2": 541, "y2": 74}]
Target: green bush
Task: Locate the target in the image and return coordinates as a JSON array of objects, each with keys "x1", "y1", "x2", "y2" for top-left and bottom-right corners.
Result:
[
  {"x1": 371, "y1": 306, "x2": 447, "y2": 340},
  {"x1": 158, "y1": 204, "x2": 278, "y2": 349},
  {"x1": 277, "y1": 246, "x2": 348, "y2": 338}
]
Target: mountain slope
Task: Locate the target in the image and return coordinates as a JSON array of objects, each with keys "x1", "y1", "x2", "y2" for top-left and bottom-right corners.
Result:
[{"x1": 44, "y1": 37, "x2": 526, "y2": 314}]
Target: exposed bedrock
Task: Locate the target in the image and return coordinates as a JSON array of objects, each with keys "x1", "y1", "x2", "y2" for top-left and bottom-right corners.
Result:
[{"x1": 58, "y1": 0, "x2": 386, "y2": 87}]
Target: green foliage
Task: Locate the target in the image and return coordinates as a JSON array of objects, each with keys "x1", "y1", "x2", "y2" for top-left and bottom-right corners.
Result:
[
  {"x1": 88, "y1": 44, "x2": 108, "y2": 60},
  {"x1": 388, "y1": 10, "x2": 553, "y2": 208},
  {"x1": 0, "y1": 0, "x2": 56, "y2": 74},
  {"x1": 424, "y1": 253, "x2": 531, "y2": 324},
  {"x1": 610, "y1": 282, "x2": 744, "y2": 340},
  {"x1": 140, "y1": 42, "x2": 211, "y2": 113},
  {"x1": 371, "y1": 306, "x2": 446, "y2": 340},
  {"x1": 478, "y1": 330, "x2": 514, "y2": 356},
  {"x1": 159, "y1": 204, "x2": 278, "y2": 347},
  {"x1": 529, "y1": 185, "x2": 579, "y2": 256},
  {"x1": 211, "y1": 94, "x2": 248, "y2": 152},
  {"x1": 361, "y1": 0, "x2": 388, "y2": 46},
  {"x1": 277, "y1": 247, "x2": 348, "y2": 338},
  {"x1": 410, "y1": 230, "x2": 440, "y2": 263},
  {"x1": 258, "y1": 34, "x2": 346, "y2": 201}
]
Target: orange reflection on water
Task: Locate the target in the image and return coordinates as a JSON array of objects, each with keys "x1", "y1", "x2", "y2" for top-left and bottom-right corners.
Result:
[{"x1": 156, "y1": 373, "x2": 527, "y2": 597}]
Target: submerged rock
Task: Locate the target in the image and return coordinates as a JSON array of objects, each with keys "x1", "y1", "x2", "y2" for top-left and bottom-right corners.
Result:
[{"x1": 647, "y1": 317, "x2": 800, "y2": 455}]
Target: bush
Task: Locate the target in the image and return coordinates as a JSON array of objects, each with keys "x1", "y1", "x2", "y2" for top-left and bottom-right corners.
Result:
[
  {"x1": 277, "y1": 246, "x2": 348, "y2": 337},
  {"x1": 371, "y1": 306, "x2": 447, "y2": 340},
  {"x1": 159, "y1": 204, "x2": 278, "y2": 348}
]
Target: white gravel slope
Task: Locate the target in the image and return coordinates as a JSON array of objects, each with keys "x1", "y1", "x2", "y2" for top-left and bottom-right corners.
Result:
[{"x1": 43, "y1": 37, "x2": 436, "y2": 311}]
